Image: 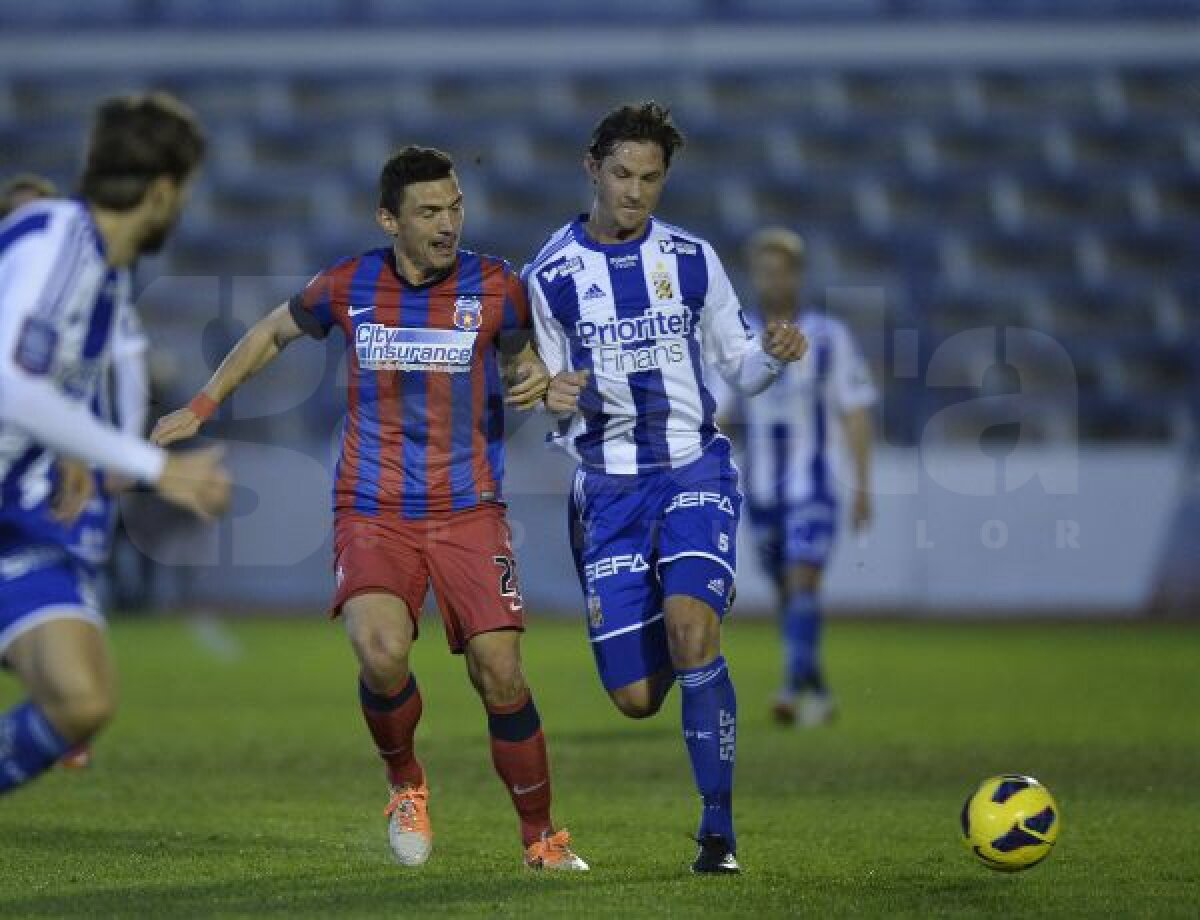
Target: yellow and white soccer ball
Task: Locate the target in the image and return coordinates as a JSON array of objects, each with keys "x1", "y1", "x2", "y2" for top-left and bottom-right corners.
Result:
[{"x1": 960, "y1": 774, "x2": 1060, "y2": 871}]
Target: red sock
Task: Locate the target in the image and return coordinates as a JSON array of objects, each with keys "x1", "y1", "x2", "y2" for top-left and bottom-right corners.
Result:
[
  {"x1": 487, "y1": 693, "x2": 553, "y2": 846},
  {"x1": 359, "y1": 675, "x2": 424, "y2": 789}
]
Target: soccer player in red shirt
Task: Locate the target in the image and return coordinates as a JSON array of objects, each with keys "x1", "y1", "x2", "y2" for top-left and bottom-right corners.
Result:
[{"x1": 152, "y1": 147, "x2": 587, "y2": 871}]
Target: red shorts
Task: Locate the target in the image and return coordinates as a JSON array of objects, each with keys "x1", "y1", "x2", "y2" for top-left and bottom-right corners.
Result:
[{"x1": 331, "y1": 503, "x2": 525, "y2": 653}]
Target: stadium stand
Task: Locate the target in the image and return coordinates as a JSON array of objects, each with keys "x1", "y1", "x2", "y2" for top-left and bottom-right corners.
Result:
[{"x1": 0, "y1": 4, "x2": 1195, "y2": 447}]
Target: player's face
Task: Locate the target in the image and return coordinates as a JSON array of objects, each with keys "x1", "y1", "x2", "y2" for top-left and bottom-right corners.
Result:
[
  {"x1": 387, "y1": 176, "x2": 464, "y2": 279},
  {"x1": 138, "y1": 176, "x2": 192, "y2": 256},
  {"x1": 749, "y1": 247, "x2": 802, "y2": 308},
  {"x1": 587, "y1": 141, "x2": 667, "y2": 239}
]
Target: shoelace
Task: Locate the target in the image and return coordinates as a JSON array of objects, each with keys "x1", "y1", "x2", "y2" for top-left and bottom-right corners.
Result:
[
  {"x1": 534, "y1": 829, "x2": 572, "y2": 861},
  {"x1": 385, "y1": 788, "x2": 427, "y2": 831}
]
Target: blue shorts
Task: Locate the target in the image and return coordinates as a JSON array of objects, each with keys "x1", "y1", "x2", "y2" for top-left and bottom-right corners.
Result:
[
  {"x1": 65, "y1": 472, "x2": 118, "y2": 572},
  {"x1": 748, "y1": 500, "x2": 838, "y2": 583},
  {"x1": 0, "y1": 548, "x2": 104, "y2": 660},
  {"x1": 568, "y1": 440, "x2": 741, "y2": 691}
]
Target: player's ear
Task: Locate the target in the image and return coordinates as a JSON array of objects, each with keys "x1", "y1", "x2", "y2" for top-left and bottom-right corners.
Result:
[
  {"x1": 142, "y1": 175, "x2": 176, "y2": 213},
  {"x1": 584, "y1": 155, "x2": 601, "y2": 184},
  {"x1": 376, "y1": 207, "x2": 399, "y2": 237}
]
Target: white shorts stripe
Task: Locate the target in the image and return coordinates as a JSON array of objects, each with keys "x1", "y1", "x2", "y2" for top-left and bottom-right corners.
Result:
[
  {"x1": 657, "y1": 550, "x2": 736, "y2": 581},
  {"x1": 589, "y1": 611, "x2": 665, "y2": 644},
  {"x1": 0, "y1": 605, "x2": 106, "y2": 658}
]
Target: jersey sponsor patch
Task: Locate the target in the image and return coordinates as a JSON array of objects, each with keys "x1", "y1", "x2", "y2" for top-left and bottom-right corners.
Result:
[
  {"x1": 659, "y1": 239, "x2": 698, "y2": 256},
  {"x1": 13, "y1": 317, "x2": 58, "y2": 375},
  {"x1": 354, "y1": 324, "x2": 475, "y2": 372},
  {"x1": 540, "y1": 256, "x2": 584, "y2": 283}
]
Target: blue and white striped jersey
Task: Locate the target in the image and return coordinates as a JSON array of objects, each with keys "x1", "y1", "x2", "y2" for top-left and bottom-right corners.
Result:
[
  {"x1": 526, "y1": 215, "x2": 759, "y2": 474},
  {"x1": 0, "y1": 199, "x2": 122, "y2": 553},
  {"x1": 716, "y1": 311, "x2": 876, "y2": 508}
]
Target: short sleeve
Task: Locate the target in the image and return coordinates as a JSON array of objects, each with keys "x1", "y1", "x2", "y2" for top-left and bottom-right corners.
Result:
[
  {"x1": 501, "y1": 268, "x2": 532, "y2": 332},
  {"x1": 0, "y1": 210, "x2": 80, "y2": 377},
  {"x1": 525, "y1": 267, "x2": 570, "y2": 377},
  {"x1": 287, "y1": 267, "x2": 338, "y2": 340},
  {"x1": 831, "y1": 322, "x2": 877, "y2": 412}
]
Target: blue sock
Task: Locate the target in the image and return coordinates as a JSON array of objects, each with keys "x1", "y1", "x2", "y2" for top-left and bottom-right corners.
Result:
[
  {"x1": 782, "y1": 591, "x2": 823, "y2": 694},
  {"x1": 0, "y1": 701, "x2": 71, "y2": 795},
  {"x1": 677, "y1": 656, "x2": 737, "y2": 850}
]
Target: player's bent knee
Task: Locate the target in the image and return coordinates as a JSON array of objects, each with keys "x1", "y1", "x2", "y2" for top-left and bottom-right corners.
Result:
[
  {"x1": 471, "y1": 657, "x2": 528, "y2": 708},
  {"x1": 350, "y1": 626, "x2": 412, "y2": 690},
  {"x1": 786, "y1": 563, "x2": 823, "y2": 595},
  {"x1": 665, "y1": 619, "x2": 720, "y2": 671},
  {"x1": 609, "y1": 685, "x2": 664, "y2": 719},
  {"x1": 41, "y1": 683, "x2": 116, "y2": 743}
]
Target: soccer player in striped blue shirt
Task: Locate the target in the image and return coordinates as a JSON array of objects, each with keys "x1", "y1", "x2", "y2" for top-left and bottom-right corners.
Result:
[
  {"x1": 0, "y1": 95, "x2": 230, "y2": 797},
  {"x1": 723, "y1": 229, "x2": 877, "y2": 728},
  {"x1": 526, "y1": 102, "x2": 808, "y2": 873}
]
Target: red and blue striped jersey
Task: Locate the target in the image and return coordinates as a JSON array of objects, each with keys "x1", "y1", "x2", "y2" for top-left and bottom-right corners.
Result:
[{"x1": 288, "y1": 247, "x2": 530, "y2": 518}]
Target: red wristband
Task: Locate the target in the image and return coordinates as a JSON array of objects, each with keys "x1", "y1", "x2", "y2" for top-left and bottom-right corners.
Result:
[{"x1": 189, "y1": 392, "x2": 218, "y2": 421}]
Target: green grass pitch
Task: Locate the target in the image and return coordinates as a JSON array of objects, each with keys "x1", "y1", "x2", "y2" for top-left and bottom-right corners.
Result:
[{"x1": 2, "y1": 616, "x2": 1198, "y2": 918}]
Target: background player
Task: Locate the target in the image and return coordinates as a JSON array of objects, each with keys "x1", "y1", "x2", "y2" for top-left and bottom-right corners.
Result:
[
  {"x1": 0, "y1": 93, "x2": 232, "y2": 796},
  {"x1": 526, "y1": 102, "x2": 807, "y2": 874},
  {"x1": 727, "y1": 228, "x2": 876, "y2": 727},
  {"x1": 152, "y1": 146, "x2": 588, "y2": 872},
  {"x1": 1, "y1": 173, "x2": 152, "y2": 770}
]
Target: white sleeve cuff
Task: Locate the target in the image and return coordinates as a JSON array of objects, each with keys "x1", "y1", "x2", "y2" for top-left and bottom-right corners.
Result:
[{"x1": 725, "y1": 344, "x2": 784, "y2": 396}]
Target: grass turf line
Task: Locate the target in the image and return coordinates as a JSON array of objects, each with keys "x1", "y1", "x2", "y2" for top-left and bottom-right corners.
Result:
[{"x1": 1, "y1": 617, "x2": 1198, "y2": 918}]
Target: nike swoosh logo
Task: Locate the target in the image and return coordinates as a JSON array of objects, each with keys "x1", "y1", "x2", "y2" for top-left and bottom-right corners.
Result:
[
  {"x1": 347, "y1": 305, "x2": 374, "y2": 316},
  {"x1": 512, "y1": 780, "x2": 547, "y2": 796}
]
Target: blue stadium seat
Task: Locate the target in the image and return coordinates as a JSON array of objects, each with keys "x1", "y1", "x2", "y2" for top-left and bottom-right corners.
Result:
[{"x1": 157, "y1": 0, "x2": 350, "y2": 26}]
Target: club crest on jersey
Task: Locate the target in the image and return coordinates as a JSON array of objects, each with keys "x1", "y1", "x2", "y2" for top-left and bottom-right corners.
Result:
[
  {"x1": 453, "y1": 295, "x2": 483, "y2": 331},
  {"x1": 587, "y1": 593, "x2": 603, "y2": 629},
  {"x1": 651, "y1": 272, "x2": 674, "y2": 301}
]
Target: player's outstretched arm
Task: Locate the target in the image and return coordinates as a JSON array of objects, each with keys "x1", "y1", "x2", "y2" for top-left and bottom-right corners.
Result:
[
  {"x1": 152, "y1": 303, "x2": 304, "y2": 446},
  {"x1": 0, "y1": 366, "x2": 230, "y2": 517}
]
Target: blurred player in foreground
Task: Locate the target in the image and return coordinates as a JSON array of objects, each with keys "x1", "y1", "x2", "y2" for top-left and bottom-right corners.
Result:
[
  {"x1": 153, "y1": 147, "x2": 588, "y2": 871},
  {"x1": 1, "y1": 174, "x2": 152, "y2": 770},
  {"x1": 731, "y1": 229, "x2": 876, "y2": 727},
  {"x1": 0, "y1": 94, "x2": 231, "y2": 796},
  {"x1": 526, "y1": 103, "x2": 808, "y2": 873}
]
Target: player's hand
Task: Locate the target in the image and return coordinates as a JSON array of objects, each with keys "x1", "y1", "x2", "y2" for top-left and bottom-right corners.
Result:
[
  {"x1": 155, "y1": 447, "x2": 232, "y2": 521},
  {"x1": 852, "y1": 489, "x2": 872, "y2": 532},
  {"x1": 151, "y1": 407, "x2": 203, "y2": 447},
  {"x1": 51, "y1": 458, "x2": 94, "y2": 524},
  {"x1": 545, "y1": 370, "x2": 589, "y2": 414},
  {"x1": 763, "y1": 321, "x2": 808, "y2": 364},
  {"x1": 505, "y1": 356, "x2": 551, "y2": 410}
]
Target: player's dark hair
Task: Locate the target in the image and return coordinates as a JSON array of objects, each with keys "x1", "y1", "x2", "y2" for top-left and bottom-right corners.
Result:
[
  {"x1": 79, "y1": 92, "x2": 206, "y2": 211},
  {"x1": 0, "y1": 173, "x2": 57, "y2": 218},
  {"x1": 588, "y1": 101, "x2": 685, "y2": 169},
  {"x1": 379, "y1": 146, "x2": 456, "y2": 214}
]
